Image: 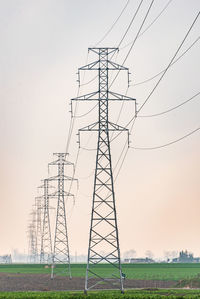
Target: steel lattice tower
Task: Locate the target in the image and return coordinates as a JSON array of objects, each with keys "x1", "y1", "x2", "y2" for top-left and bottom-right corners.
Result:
[
  {"x1": 34, "y1": 196, "x2": 43, "y2": 263},
  {"x1": 48, "y1": 153, "x2": 76, "y2": 279},
  {"x1": 72, "y1": 48, "x2": 136, "y2": 292},
  {"x1": 39, "y1": 179, "x2": 53, "y2": 264},
  {"x1": 27, "y1": 210, "x2": 37, "y2": 263}
]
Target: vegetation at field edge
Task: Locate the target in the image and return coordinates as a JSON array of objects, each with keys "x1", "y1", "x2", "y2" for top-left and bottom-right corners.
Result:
[{"x1": 1, "y1": 289, "x2": 200, "y2": 299}]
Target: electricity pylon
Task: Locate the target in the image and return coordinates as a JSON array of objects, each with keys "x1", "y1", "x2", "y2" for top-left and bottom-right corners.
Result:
[
  {"x1": 39, "y1": 179, "x2": 53, "y2": 264},
  {"x1": 34, "y1": 196, "x2": 43, "y2": 262},
  {"x1": 48, "y1": 153, "x2": 76, "y2": 279},
  {"x1": 27, "y1": 210, "x2": 37, "y2": 263},
  {"x1": 72, "y1": 48, "x2": 136, "y2": 293}
]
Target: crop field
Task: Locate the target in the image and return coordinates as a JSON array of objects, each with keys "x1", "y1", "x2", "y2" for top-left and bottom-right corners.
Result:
[
  {"x1": 1, "y1": 263, "x2": 200, "y2": 281},
  {"x1": 1, "y1": 264, "x2": 200, "y2": 297}
]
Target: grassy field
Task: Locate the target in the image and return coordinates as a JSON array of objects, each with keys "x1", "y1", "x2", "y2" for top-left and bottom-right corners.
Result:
[
  {"x1": 1, "y1": 263, "x2": 200, "y2": 281},
  {"x1": 1, "y1": 289, "x2": 200, "y2": 299}
]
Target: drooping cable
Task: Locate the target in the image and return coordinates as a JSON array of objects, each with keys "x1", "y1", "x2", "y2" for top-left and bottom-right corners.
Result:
[
  {"x1": 139, "y1": 90, "x2": 200, "y2": 118},
  {"x1": 66, "y1": 147, "x2": 81, "y2": 222},
  {"x1": 137, "y1": 11, "x2": 200, "y2": 116},
  {"x1": 121, "y1": 0, "x2": 174, "y2": 49},
  {"x1": 113, "y1": 11, "x2": 200, "y2": 136},
  {"x1": 110, "y1": 0, "x2": 155, "y2": 142},
  {"x1": 110, "y1": 0, "x2": 155, "y2": 89},
  {"x1": 65, "y1": 87, "x2": 80, "y2": 154},
  {"x1": 65, "y1": 52, "x2": 90, "y2": 153},
  {"x1": 132, "y1": 36, "x2": 200, "y2": 87},
  {"x1": 118, "y1": 0, "x2": 144, "y2": 48},
  {"x1": 80, "y1": 75, "x2": 98, "y2": 87},
  {"x1": 131, "y1": 127, "x2": 200, "y2": 150},
  {"x1": 112, "y1": 12, "x2": 200, "y2": 180},
  {"x1": 94, "y1": 0, "x2": 130, "y2": 47},
  {"x1": 74, "y1": 103, "x2": 98, "y2": 118}
]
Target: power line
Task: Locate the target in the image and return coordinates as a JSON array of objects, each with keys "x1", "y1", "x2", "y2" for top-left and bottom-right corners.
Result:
[
  {"x1": 137, "y1": 11, "x2": 200, "y2": 116},
  {"x1": 115, "y1": 11, "x2": 200, "y2": 134},
  {"x1": 131, "y1": 127, "x2": 200, "y2": 150},
  {"x1": 65, "y1": 52, "x2": 90, "y2": 153},
  {"x1": 108, "y1": 0, "x2": 154, "y2": 140},
  {"x1": 120, "y1": 0, "x2": 155, "y2": 65},
  {"x1": 110, "y1": 0, "x2": 155, "y2": 89},
  {"x1": 74, "y1": 103, "x2": 97, "y2": 118},
  {"x1": 94, "y1": 0, "x2": 130, "y2": 46},
  {"x1": 139, "y1": 90, "x2": 200, "y2": 118},
  {"x1": 80, "y1": 74, "x2": 98, "y2": 87},
  {"x1": 118, "y1": 0, "x2": 144, "y2": 48},
  {"x1": 81, "y1": 11, "x2": 200, "y2": 169},
  {"x1": 132, "y1": 36, "x2": 200, "y2": 87},
  {"x1": 121, "y1": 0, "x2": 174, "y2": 49},
  {"x1": 111, "y1": 12, "x2": 200, "y2": 181}
]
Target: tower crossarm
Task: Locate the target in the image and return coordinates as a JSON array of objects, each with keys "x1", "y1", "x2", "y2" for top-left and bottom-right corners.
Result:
[
  {"x1": 108, "y1": 91, "x2": 136, "y2": 101},
  {"x1": 48, "y1": 174, "x2": 77, "y2": 181},
  {"x1": 78, "y1": 60, "x2": 128, "y2": 71},
  {"x1": 71, "y1": 91, "x2": 135, "y2": 102},
  {"x1": 71, "y1": 91, "x2": 99, "y2": 101},
  {"x1": 48, "y1": 190, "x2": 74, "y2": 198},
  {"x1": 88, "y1": 47, "x2": 118, "y2": 55}
]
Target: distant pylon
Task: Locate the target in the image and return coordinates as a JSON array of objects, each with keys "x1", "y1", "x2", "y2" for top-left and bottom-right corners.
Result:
[
  {"x1": 34, "y1": 196, "x2": 43, "y2": 262},
  {"x1": 72, "y1": 48, "x2": 136, "y2": 292},
  {"x1": 27, "y1": 210, "x2": 37, "y2": 263},
  {"x1": 39, "y1": 179, "x2": 53, "y2": 264},
  {"x1": 48, "y1": 153, "x2": 77, "y2": 279}
]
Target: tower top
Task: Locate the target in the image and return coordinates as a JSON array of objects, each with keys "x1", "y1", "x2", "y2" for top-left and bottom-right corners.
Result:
[{"x1": 88, "y1": 47, "x2": 118, "y2": 55}]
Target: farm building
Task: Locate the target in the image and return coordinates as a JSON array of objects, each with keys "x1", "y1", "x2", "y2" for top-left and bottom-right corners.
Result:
[{"x1": 124, "y1": 258, "x2": 154, "y2": 263}]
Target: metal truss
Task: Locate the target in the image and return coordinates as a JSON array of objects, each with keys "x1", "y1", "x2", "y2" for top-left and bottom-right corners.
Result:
[
  {"x1": 39, "y1": 179, "x2": 53, "y2": 264},
  {"x1": 72, "y1": 48, "x2": 136, "y2": 293},
  {"x1": 27, "y1": 210, "x2": 37, "y2": 263},
  {"x1": 33, "y1": 196, "x2": 43, "y2": 263},
  {"x1": 48, "y1": 153, "x2": 77, "y2": 279}
]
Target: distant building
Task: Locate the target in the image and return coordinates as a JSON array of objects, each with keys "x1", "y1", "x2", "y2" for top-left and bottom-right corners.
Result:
[
  {"x1": 124, "y1": 257, "x2": 154, "y2": 263},
  {"x1": 172, "y1": 250, "x2": 200, "y2": 263}
]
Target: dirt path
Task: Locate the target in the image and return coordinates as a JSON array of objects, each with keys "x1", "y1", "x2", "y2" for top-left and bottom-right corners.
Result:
[{"x1": 0, "y1": 273, "x2": 176, "y2": 291}]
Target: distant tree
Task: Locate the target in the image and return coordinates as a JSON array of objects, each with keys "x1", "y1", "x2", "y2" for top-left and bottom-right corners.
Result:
[
  {"x1": 163, "y1": 251, "x2": 171, "y2": 261},
  {"x1": 145, "y1": 250, "x2": 154, "y2": 260},
  {"x1": 164, "y1": 250, "x2": 178, "y2": 261},
  {"x1": 171, "y1": 251, "x2": 179, "y2": 259},
  {"x1": 123, "y1": 249, "x2": 137, "y2": 259}
]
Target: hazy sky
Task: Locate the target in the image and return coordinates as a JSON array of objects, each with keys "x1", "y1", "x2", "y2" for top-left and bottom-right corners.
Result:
[{"x1": 0, "y1": 0, "x2": 200, "y2": 259}]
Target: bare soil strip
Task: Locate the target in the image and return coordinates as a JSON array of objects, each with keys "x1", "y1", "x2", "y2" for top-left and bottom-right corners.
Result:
[{"x1": 0, "y1": 273, "x2": 176, "y2": 291}]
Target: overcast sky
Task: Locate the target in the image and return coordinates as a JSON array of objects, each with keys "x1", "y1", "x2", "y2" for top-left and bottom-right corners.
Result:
[{"x1": 0, "y1": 0, "x2": 200, "y2": 259}]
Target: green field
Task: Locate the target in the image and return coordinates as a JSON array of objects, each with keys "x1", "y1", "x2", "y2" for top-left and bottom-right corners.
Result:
[
  {"x1": 1, "y1": 289, "x2": 200, "y2": 299},
  {"x1": 1, "y1": 263, "x2": 200, "y2": 281}
]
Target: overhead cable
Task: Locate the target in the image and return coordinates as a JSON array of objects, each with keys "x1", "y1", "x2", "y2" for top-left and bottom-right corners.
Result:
[
  {"x1": 112, "y1": 12, "x2": 200, "y2": 181},
  {"x1": 110, "y1": 0, "x2": 155, "y2": 88},
  {"x1": 74, "y1": 104, "x2": 98, "y2": 118},
  {"x1": 117, "y1": 11, "x2": 200, "y2": 133},
  {"x1": 132, "y1": 36, "x2": 200, "y2": 87},
  {"x1": 131, "y1": 127, "x2": 200, "y2": 150},
  {"x1": 139, "y1": 90, "x2": 200, "y2": 118},
  {"x1": 94, "y1": 0, "x2": 130, "y2": 46},
  {"x1": 118, "y1": 0, "x2": 144, "y2": 48},
  {"x1": 121, "y1": 0, "x2": 174, "y2": 49}
]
